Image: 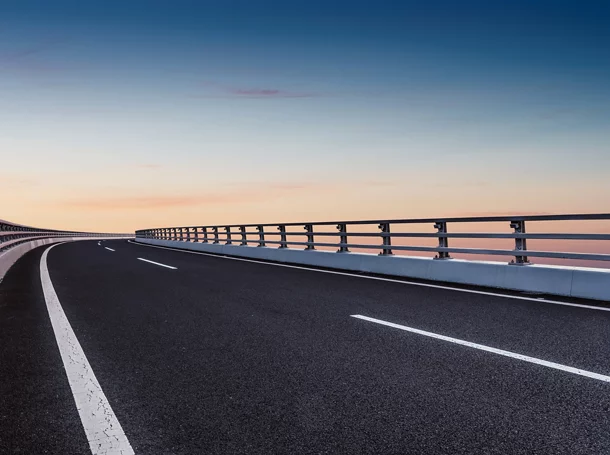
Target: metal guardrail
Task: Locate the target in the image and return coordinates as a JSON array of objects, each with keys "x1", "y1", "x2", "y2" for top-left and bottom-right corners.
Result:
[
  {"x1": 0, "y1": 219, "x2": 131, "y2": 254},
  {"x1": 135, "y1": 213, "x2": 610, "y2": 265}
]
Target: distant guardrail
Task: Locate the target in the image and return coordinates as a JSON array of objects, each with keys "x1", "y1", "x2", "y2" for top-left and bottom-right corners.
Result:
[
  {"x1": 135, "y1": 213, "x2": 610, "y2": 266},
  {"x1": 0, "y1": 218, "x2": 133, "y2": 281},
  {"x1": 0, "y1": 218, "x2": 131, "y2": 254}
]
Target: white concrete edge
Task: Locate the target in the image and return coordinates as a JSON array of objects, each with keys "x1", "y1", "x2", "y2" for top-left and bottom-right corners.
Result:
[
  {"x1": 135, "y1": 238, "x2": 610, "y2": 302},
  {"x1": 0, "y1": 237, "x2": 132, "y2": 283}
]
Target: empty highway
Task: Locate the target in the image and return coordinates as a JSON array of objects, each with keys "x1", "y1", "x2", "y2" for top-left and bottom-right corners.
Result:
[{"x1": 1, "y1": 239, "x2": 610, "y2": 454}]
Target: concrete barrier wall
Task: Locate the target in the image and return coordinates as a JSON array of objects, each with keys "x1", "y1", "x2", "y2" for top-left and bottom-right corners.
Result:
[
  {"x1": 136, "y1": 238, "x2": 610, "y2": 302},
  {"x1": 0, "y1": 237, "x2": 130, "y2": 282}
]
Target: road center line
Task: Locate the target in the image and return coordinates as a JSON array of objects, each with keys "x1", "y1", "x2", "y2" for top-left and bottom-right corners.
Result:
[
  {"x1": 351, "y1": 314, "x2": 610, "y2": 383},
  {"x1": 126, "y1": 240, "x2": 610, "y2": 312},
  {"x1": 137, "y1": 257, "x2": 177, "y2": 269},
  {"x1": 40, "y1": 244, "x2": 135, "y2": 454},
  {"x1": 104, "y1": 247, "x2": 115, "y2": 252}
]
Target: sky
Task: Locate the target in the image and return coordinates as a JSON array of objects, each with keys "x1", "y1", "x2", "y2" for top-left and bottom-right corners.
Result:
[{"x1": 1, "y1": 0, "x2": 609, "y2": 233}]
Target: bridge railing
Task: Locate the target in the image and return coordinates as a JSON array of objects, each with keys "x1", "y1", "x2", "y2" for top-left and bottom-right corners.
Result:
[{"x1": 135, "y1": 213, "x2": 610, "y2": 266}]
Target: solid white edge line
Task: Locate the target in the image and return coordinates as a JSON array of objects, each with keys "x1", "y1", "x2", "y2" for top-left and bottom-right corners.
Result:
[
  {"x1": 104, "y1": 247, "x2": 115, "y2": 252},
  {"x1": 351, "y1": 314, "x2": 610, "y2": 383},
  {"x1": 137, "y1": 257, "x2": 177, "y2": 269},
  {"x1": 40, "y1": 243, "x2": 135, "y2": 455},
  {"x1": 126, "y1": 240, "x2": 610, "y2": 312}
]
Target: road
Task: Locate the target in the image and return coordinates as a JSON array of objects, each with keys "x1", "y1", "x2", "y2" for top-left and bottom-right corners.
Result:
[{"x1": 1, "y1": 239, "x2": 610, "y2": 454}]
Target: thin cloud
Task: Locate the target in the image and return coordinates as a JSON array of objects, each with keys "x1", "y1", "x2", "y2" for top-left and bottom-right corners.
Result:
[
  {"x1": 62, "y1": 187, "x2": 292, "y2": 211},
  {"x1": 0, "y1": 174, "x2": 37, "y2": 188},
  {"x1": 192, "y1": 80, "x2": 318, "y2": 99},
  {"x1": 361, "y1": 180, "x2": 398, "y2": 188},
  {"x1": 65, "y1": 196, "x2": 217, "y2": 210},
  {"x1": 59, "y1": 180, "x2": 388, "y2": 211},
  {"x1": 64, "y1": 186, "x2": 307, "y2": 211},
  {"x1": 0, "y1": 38, "x2": 70, "y2": 73},
  {"x1": 134, "y1": 164, "x2": 163, "y2": 170},
  {"x1": 62, "y1": 191, "x2": 299, "y2": 211},
  {"x1": 2, "y1": 42, "x2": 61, "y2": 63},
  {"x1": 265, "y1": 183, "x2": 316, "y2": 190},
  {"x1": 432, "y1": 181, "x2": 490, "y2": 189},
  {"x1": 229, "y1": 88, "x2": 316, "y2": 98}
]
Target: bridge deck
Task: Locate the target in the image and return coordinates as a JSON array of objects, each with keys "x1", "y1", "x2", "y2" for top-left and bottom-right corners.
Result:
[{"x1": 1, "y1": 239, "x2": 609, "y2": 454}]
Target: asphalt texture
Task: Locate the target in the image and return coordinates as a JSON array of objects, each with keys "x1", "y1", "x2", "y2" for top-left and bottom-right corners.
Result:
[{"x1": 1, "y1": 239, "x2": 610, "y2": 454}]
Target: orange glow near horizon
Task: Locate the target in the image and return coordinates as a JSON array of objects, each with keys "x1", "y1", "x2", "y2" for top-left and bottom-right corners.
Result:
[{"x1": 2, "y1": 168, "x2": 609, "y2": 234}]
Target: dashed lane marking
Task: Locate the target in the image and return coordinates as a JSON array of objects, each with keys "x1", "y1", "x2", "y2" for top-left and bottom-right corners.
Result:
[
  {"x1": 137, "y1": 257, "x2": 177, "y2": 269},
  {"x1": 351, "y1": 314, "x2": 610, "y2": 383}
]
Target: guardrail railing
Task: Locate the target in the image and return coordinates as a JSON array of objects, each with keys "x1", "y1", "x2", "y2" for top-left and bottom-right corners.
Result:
[
  {"x1": 135, "y1": 213, "x2": 610, "y2": 266},
  {"x1": 0, "y1": 218, "x2": 132, "y2": 254}
]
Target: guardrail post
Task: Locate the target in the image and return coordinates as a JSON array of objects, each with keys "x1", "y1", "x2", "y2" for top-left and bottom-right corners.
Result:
[
  {"x1": 257, "y1": 226, "x2": 265, "y2": 247},
  {"x1": 278, "y1": 225, "x2": 288, "y2": 248},
  {"x1": 180, "y1": 228, "x2": 185, "y2": 241},
  {"x1": 337, "y1": 223, "x2": 349, "y2": 253},
  {"x1": 378, "y1": 223, "x2": 393, "y2": 255},
  {"x1": 240, "y1": 226, "x2": 247, "y2": 245},
  {"x1": 202, "y1": 227, "x2": 208, "y2": 243},
  {"x1": 510, "y1": 220, "x2": 530, "y2": 265},
  {"x1": 186, "y1": 228, "x2": 192, "y2": 242},
  {"x1": 434, "y1": 222, "x2": 451, "y2": 259},
  {"x1": 225, "y1": 226, "x2": 232, "y2": 245},
  {"x1": 304, "y1": 224, "x2": 315, "y2": 250},
  {"x1": 212, "y1": 227, "x2": 219, "y2": 244},
  {"x1": 193, "y1": 228, "x2": 199, "y2": 243}
]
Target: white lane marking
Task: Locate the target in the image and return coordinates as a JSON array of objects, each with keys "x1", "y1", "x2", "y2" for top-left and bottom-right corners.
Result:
[
  {"x1": 351, "y1": 314, "x2": 610, "y2": 383},
  {"x1": 137, "y1": 257, "x2": 177, "y2": 269},
  {"x1": 40, "y1": 244, "x2": 135, "y2": 455},
  {"x1": 104, "y1": 247, "x2": 115, "y2": 252},
  {"x1": 126, "y1": 241, "x2": 610, "y2": 313},
  {"x1": 97, "y1": 242, "x2": 100, "y2": 246}
]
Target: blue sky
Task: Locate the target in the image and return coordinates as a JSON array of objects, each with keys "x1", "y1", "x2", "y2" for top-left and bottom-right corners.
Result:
[{"x1": 1, "y1": 0, "x2": 609, "y2": 230}]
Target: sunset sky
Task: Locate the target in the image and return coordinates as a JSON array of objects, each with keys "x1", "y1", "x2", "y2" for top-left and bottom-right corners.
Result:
[{"x1": 1, "y1": 0, "x2": 609, "y2": 232}]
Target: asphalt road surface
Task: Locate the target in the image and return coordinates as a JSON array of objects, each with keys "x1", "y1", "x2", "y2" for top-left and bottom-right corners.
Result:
[{"x1": 1, "y1": 239, "x2": 610, "y2": 454}]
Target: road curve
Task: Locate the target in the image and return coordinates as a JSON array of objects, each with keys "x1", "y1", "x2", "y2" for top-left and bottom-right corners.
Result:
[{"x1": 1, "y1": 239, "x2": 609, "y2": 454}]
